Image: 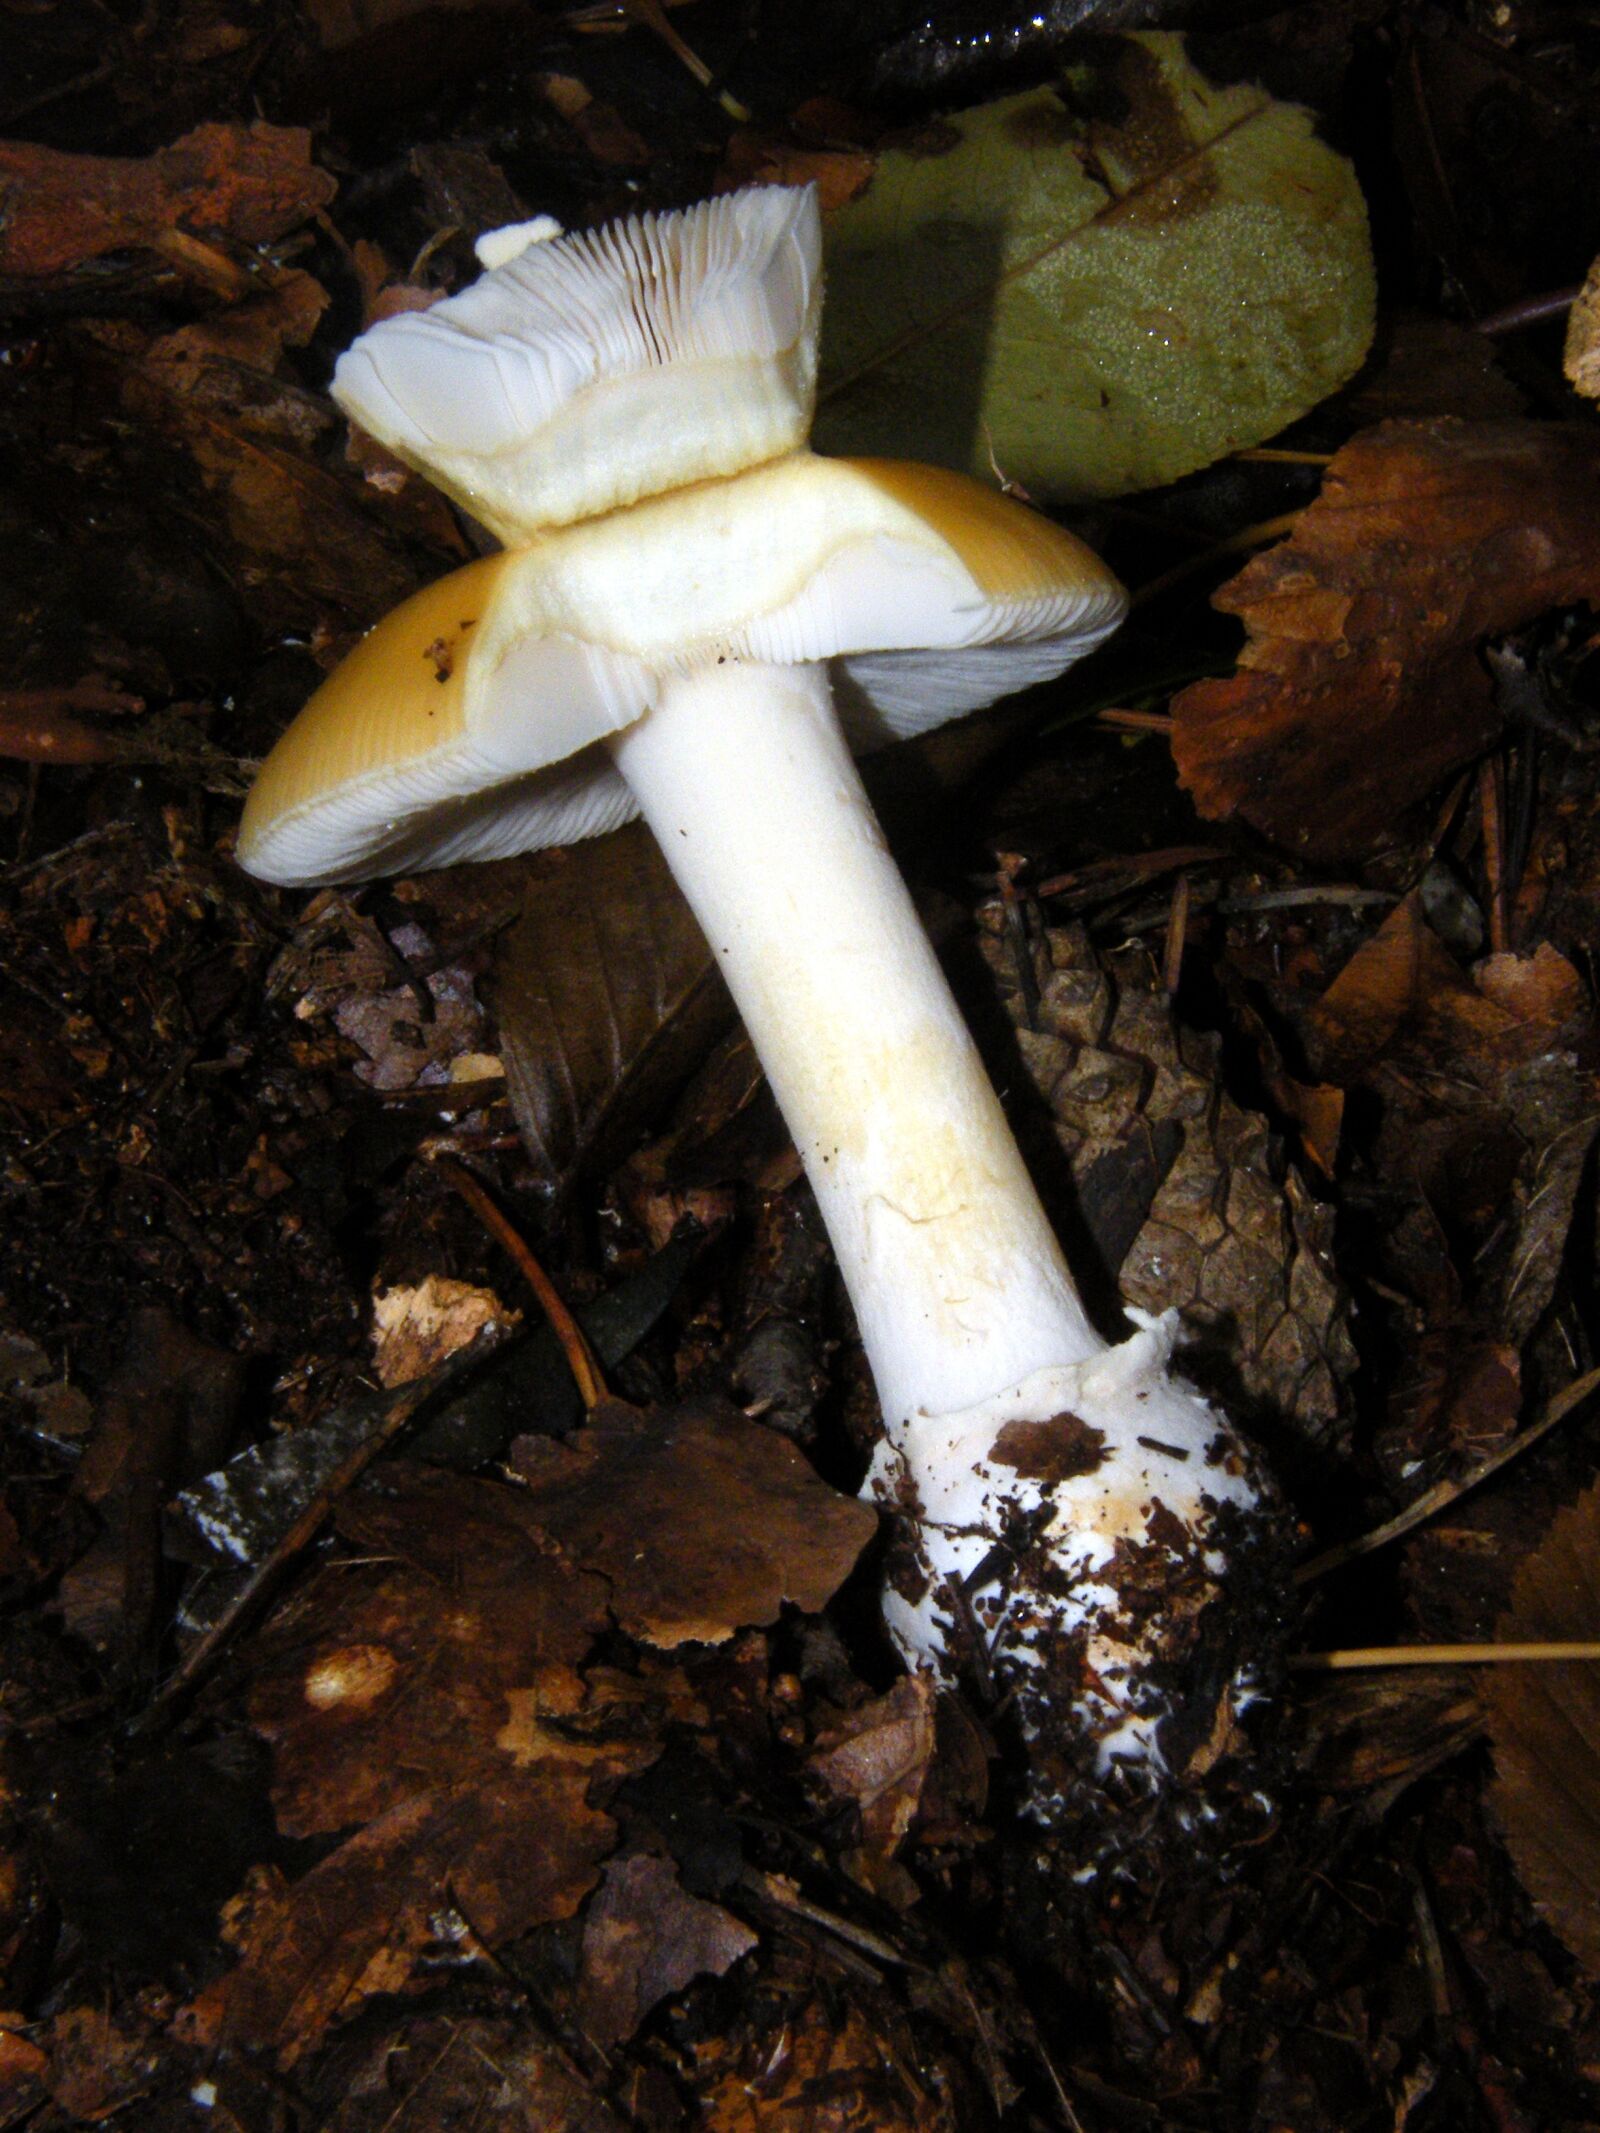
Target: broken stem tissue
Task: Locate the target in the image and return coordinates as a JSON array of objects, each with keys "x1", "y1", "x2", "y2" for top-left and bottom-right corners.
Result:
[{"x1": 237, "y1": 185, "x2": 1276, "y2": 1810}]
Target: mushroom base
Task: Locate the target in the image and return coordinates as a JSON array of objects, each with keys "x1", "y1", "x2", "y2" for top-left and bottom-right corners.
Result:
[{"x1": 864, "y1": 1313, "x2": 1275, "y2": 1806}]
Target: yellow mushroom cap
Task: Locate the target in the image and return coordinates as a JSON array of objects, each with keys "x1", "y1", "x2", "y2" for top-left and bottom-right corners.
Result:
[{"x1": 236, "y1": 455, "x2": 1126, "y2": 888}]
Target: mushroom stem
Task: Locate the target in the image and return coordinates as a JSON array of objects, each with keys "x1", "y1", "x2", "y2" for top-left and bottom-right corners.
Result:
[
  {"x1": 608, "y1": 658, "x2": 1104, "y2": 1428},
  {"x1": 609, "y1": 659, "x2": 1270, "y2": 1787}
]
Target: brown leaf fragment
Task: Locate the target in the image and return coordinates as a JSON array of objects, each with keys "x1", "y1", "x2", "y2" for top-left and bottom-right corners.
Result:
[
  {"x1": 576, "y1": 1852, "x2": 757, "y2": 2047},
  {"x1": 1307, "y1": 897, "x2": 1589, "y2": 1084},
  {"x1": 350, "y1": 237, "x2": 436, "y2": 328},
  {"x1": 1171, "y1": 420, "x2": 1600, "y2": 859},
  {"x1": 250, "y1": 1468, "x2": 611, "y2": 1834},
  {"x1": 719, "y1": 128, "x2": 876, "y2": 210},
  {"x1": 139, "y1": 271, "x2": 333, "y2": 445},
  {"x1": 213, "y1": 1467, "x2": 631, "y2": 2059},
  {"x1": 410, "y1": 141, "x2": 526, "y2": 240},
  {"x1": 0, "y1": 123, "x2": 336, "y2": 278},
  {"x1": 1564, "y1": 255, "x2": 1600, "y2": 403},
  {"x1": 1349, "y1": 310, "x2": 1526, "y2": 425},
  {"x1": 0, "y1": 700, "x2": 122, "y2": 766},
  {"x1": 508, "y1": 1397, "x2": 878, "y2": 1647},
  {"x1": 492, "y1": 823, "x2": 731, "y2": 1198},
  {"x1": 1485, "y1": 1481, "x2": 1600, "y2": 1980},
  {"x1": 695, "y1": 1996, "x2": 937, "y2": 2133},
  {"x1": 0, "y1": 2024, "x2": 48, "y2": 2092},
  {"x1": 537, "y1": 74, "x2": 652, "y2": 168},
  {"x1": 207, "y1": 1772, "x2": 613, "y2": 2062},
  {"x1": 316, "y1": 2014, "x2": 630, "y2": 2133},
  {"x1": 302, "y1": 0, "x2": 513, "y2": 50},
  {"x1": 1301, "y1": 1669, "x2": 1483, "y2": 1796},
  {"x1": 61, "y1": 1307, "x2": 243, "y2": 1660},
  {"x1": 37, "y1": 2005, "x2": 165, "y2": 2122},
  {"x1": 808, "y1": 1676, "x2": 937, "y2": 1893},
  {"x1": 370, "y1": 1274, "x2": 519, "y2": 1386}
]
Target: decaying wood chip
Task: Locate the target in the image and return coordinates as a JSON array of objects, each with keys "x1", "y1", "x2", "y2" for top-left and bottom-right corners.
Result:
[{"x1": 0, "y1": 123, "x2": 336, "y2": 278}]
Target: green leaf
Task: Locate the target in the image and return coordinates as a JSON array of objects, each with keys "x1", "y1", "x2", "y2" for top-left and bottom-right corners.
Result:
[{"x1": 816, "y1": 33, "x2": 1375, "y2": 501}]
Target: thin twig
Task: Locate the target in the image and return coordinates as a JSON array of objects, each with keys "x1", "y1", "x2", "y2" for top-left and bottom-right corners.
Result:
[
  {"x1": 739, "y1": 1867, "x2": 916, "y2": 1969},
  {"x1": 1479, "y1": 753, "x2": 1509, "y2": 954},
  {"x1": 620, "y1": 0, "x2": 750, "y2": 120},
  {"x1": 1474, "y1": 286, "x2": 1581, "y2": 336},
  {"x1": 1035, "y1": 842, "x2": 1221, "y2": 902},
  {"x1": 1217, "y1": 887, "x2": 1396, "y2": 915},
  {"x1": 1232, "y1": 446, "x2": 1333, "y2": 465},
  {"x1": 1295, "y1": 1363, "x2": 1600, "y2": 1584},
  {"x1": 1130, "y1": 511, "x2": 1304, "y2": 609},
  {"x1": 438, "y1": 1156, "x2": 606, "y2": 1411},
  {"x1": 1294, "y1": 1642, "x2": 1600, "y2": 1671},
  {"x1": 1162, "y1": 871, "x2": 1190, "y2": 994},
  {"x1": 134, "y1": 1341, "x2": 503, "y2": 1727},
  {"x1": 1095, "y1": 707, "x2": 1174, "y2": 735}
]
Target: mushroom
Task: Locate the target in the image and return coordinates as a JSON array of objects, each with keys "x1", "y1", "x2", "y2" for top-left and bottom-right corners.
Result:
[{"x1": 239, "y1": 186, "x2": 1273, "y2": 1798}]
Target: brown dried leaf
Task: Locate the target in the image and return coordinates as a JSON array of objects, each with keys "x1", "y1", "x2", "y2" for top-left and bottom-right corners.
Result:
[
  {"x1": 1171, "y1": 420, "x2": 1600, "y2": 859},
  {"x1": 209, "y1": 1772, "x2": 613, "y2": 2063},
  {"x1": 0, "y1": 122, "x2": 336, "y2": 278},
  {"x1": 266, "y1": 875, "x2": 506, "y2": 1091},
  {"x1": 538, "y1": 75, "x2": 652, "y2": 169},
  {"x1": 140, "y1": 271, "x2": 332, "y2": 440},
  {"x1": 302, "y1": 0, "x2": 510, "y2": 50},
  {"x1": 720, "y1": 128, "x2": 876, "y2": 210},
  {"x1": 576, "y1": 1853, "x2": 757, "y2": 2048},
  {"x1": 207, "y1": 1468, "x2": 624, "y2": 2059},
  {"x1": 37, "y1": 2006, "x2": 164, "y2": 2122},
  {"x1": 1485, "y1": 1482, "x2": 1600, "y2": 1980},
  {"x1": 1307, "y1": 904, "x2": 1599, "y2": 1366},
  {"x1": 696, "y1": 1997, "x2": 939, "y2": 2133},
  {"x1": 508, "y1": 1397, "x2": 878, "y2": 1647},
  {"x1": 410, "y1": 142, "x2": 526, "y2": 239},
  {"x1": 808, "y1": 1675, "x2": 936, "y2": 1861},
  {"x1": 1565, "y1": 257, "x2": 1600, "y2": 402},
  {"x1": 491, "y1": 825, "x2": 731, "y2": 1198},
  {"x1": 317, "y1": 2014, "x2": 630, "y2": 2133},
  {"x1": 1307, "y1": 898, "x2": 1589, "y2": 1083},
  {"x1": 131, "y1": 393, "x2": 428, "y2": 627},
  {"x1": 1348, "y1": 311, "x2": 1525, "y2": 425},
  {"x1": 1301, "y1": 1670, "x2": 1483, "y2": 1796},
  {"x1": 252, "y1": 1468, "x2": 611, "y2": 1830}
]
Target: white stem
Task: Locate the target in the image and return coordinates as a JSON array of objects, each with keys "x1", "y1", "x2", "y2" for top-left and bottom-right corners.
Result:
[
  {"x1": 608, "y1": 659, "x2": 1104, "y2": 1430},
  {"x1": 610, "y1": 658, "x2": 1269, "y2": 1794}
]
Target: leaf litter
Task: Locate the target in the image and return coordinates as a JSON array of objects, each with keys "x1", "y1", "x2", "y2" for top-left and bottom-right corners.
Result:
[{"x1": 7, "y1": 14, "x2": 1600, "y2": 2130}]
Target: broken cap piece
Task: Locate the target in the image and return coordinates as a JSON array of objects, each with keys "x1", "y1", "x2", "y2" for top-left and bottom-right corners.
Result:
[
  {"x1": 332, "y1": 185, "x2": 822, "y2": 540},
  {"x1": 235, "y1": 451, "x2": 1127, "y2": 888}
]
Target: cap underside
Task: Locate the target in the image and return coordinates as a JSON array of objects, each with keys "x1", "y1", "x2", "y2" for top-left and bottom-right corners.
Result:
[
  {"x1": 333, "y1": 186, "x2": 822, "y2": 540},
  {"x1": 238, "y1": 455, "x2": 1126, "y2": 887}
]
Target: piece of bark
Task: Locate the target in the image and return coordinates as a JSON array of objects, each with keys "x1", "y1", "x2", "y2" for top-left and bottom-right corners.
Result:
[
  {"x1": 1171, "y1": 419, "x2": 1600, "y2": 860},
  {"x1": 0, "y1": 123, "x2": 336, "y2": 278}
]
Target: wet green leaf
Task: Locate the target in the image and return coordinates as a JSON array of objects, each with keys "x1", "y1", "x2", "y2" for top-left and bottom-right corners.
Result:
[{"x1": 817, "y1": 33, "x2": 1375, "y2": 500}]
